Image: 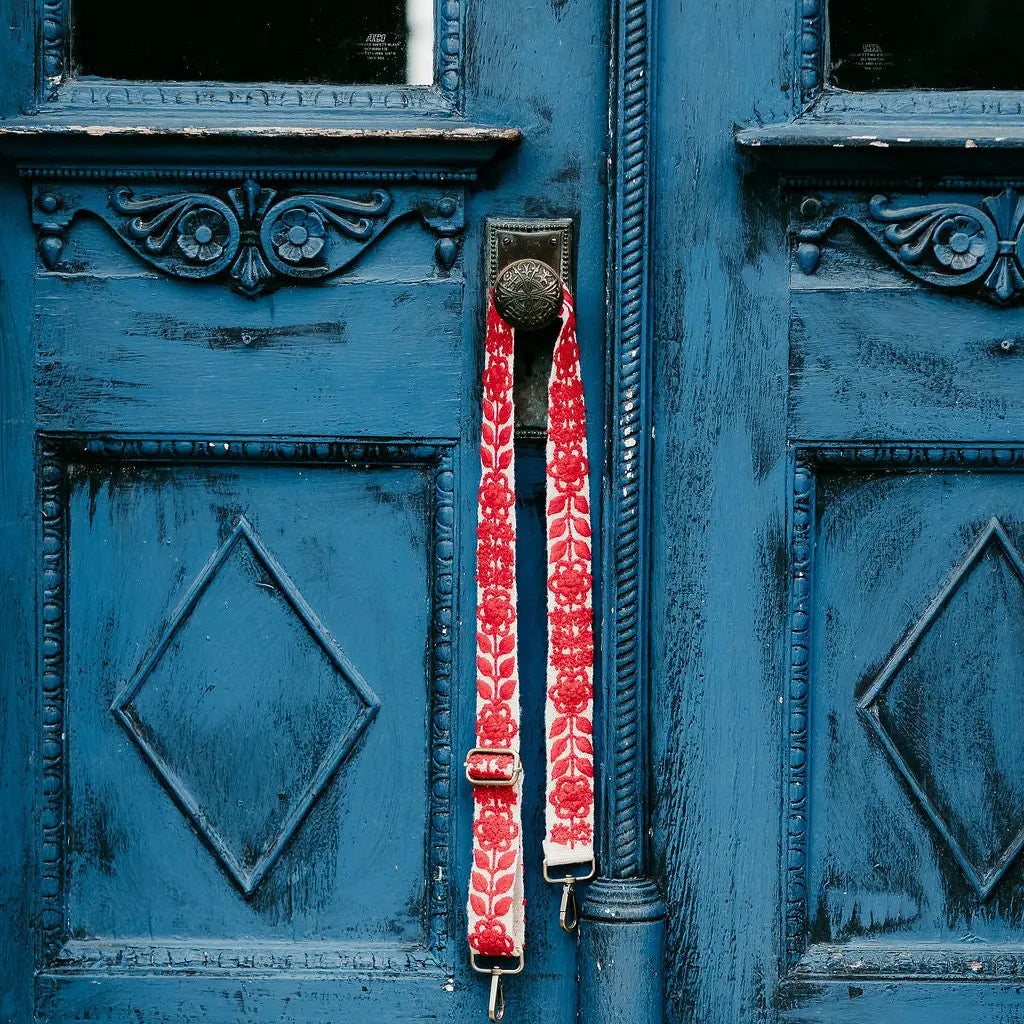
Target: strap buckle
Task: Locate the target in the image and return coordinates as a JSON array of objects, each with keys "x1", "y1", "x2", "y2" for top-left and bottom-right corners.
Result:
[
  {"x1": 464, "y1": 747, "x2": 522, "y2": 788},
  {"x1": 543, "y1": 857, "x2": 597, "y2": 933},
  {"x1": 470, "y1": 952, "x2": 525, "y2": 1022}
]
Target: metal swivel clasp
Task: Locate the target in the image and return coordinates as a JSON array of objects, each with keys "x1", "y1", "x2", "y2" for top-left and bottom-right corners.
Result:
[
  {"x1": 544, "y1": 857, "x2": 597, "y2": 934},
  {"x1": 470, "y1": 951, "x2": 525, "y2": 1022},
  {"x1": 489, "y1": 970, "x2": 505, "y2": 1022},
  {"x1": 559, "y1": 880, "x2": 578, "y2": 933}
]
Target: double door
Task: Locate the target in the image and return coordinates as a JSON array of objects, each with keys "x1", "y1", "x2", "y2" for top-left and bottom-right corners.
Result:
[{"x1": 6, "y1": 1, "x2": 1024, "y2": 1022}]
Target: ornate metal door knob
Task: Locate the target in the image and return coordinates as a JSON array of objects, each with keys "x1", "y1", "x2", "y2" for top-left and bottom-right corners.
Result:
[{"x1": 493, "y1": 258, "x2": 564, "y2": 330}]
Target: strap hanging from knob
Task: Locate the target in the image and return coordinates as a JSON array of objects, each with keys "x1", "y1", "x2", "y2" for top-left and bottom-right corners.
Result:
[{"x1": 466, "y1": 282, "x2": 596, "y2": 1020}]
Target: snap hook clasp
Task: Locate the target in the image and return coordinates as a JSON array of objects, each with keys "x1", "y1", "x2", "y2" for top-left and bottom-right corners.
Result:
[
  {"x1": 488, "y1": 971, "x2": 505, "y2": 1022},
  {"x1": 543, "y1": 857, "x2": 596, "y2": 934},
  {"x1": 470, "y1": 951, "x2": 524, "y2": 1022},
  {"x1": 559, "y1": 880, "x2": 578, "y2": 933}
]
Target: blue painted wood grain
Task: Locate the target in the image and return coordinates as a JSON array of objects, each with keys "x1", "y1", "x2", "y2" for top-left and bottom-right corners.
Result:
[
  {"x1": 653, "y1": 0, "x2": 1024, "y2": 1017},
  {"x1": 35, "y1": 276, "x2": 466, "y2": 437},
  {"x1": 650, "y1": 0, "x2": 793, "y2": 1019},
  {"x1": 791, "y1": 290, "x2": 1024, "y2": 442}
]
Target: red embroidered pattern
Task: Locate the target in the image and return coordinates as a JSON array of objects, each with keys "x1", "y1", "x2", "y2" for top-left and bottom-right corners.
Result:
[
  {"x1": 469, "y1": 297, "x2": 523, "y2": 958},
  {"x1": 468, "y1": 286, "x2": 595, "y2": 961},
  {"x1": 543, "y1": 290, "x2": 595, "y2": 860}
]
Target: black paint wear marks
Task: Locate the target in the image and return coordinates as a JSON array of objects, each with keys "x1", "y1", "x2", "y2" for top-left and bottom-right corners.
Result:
[
  {"x1": 72, "y1": 0, "x2": 411, "y2": 84},
  {"x1": 829, "y1": 0, "x2": 1024, "y2": 91}
]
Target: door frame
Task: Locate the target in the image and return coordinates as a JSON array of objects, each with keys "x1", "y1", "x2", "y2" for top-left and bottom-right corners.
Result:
[{"x1": 579, "y1": 0, "x2": 666, "y2": 1020}]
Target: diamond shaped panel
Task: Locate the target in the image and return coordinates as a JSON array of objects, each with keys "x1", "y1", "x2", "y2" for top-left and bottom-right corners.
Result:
[
  {"x1": 859, "y1": 517, "x2": 1024, "y2": 899},
  {"x1": 112, "y1": 516, "x2": 380, "y2": 895}
]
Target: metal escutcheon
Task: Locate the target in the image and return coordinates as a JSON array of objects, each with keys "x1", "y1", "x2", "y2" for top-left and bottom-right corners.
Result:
[{"x1": 493, "y1": 257, "x2": 564, "y2": 331}]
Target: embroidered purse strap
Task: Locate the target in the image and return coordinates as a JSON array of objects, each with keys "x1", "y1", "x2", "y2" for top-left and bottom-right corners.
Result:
[
  {"x1": 540, "y1": 285, "x2": 596, "y2": 911},
  {"x1": 466, "y1": 286, "x2": 595, "y2": 1018}
]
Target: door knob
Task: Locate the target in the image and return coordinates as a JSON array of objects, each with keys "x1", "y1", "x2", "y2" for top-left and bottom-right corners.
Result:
[
  {"x1": 486, "y1": 218, "x2": 573, "y2": 332},
  {"x1": 493, "y1": 257, "x2": 564, "y2": 330}
]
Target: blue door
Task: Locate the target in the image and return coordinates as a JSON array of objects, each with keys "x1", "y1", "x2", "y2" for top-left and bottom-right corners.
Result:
[
  {"x1": 0, "y1": 3, "x2": 613, "y2": 1021},
  {"x1": 653, "y1": 0, "x2": 1024, "y2": 1021}
]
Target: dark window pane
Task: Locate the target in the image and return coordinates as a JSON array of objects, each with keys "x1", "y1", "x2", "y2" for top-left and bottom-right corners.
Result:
[
  {"x1": 829, "y1": 0, "x2": 1024, "y2": 91},
  {"x1": 72, "y1": 0, "x2": 434, "y2": 85}
]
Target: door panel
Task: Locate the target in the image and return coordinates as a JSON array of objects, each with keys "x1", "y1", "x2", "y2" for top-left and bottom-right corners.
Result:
[
  {"x1": 35, "y1": 276, "x2": 464, "y2": 436},
  {"x1": 59, "y1": 448, "x2": 443, "y2": 946},
  {"x1": 791, "y1": 290, "x2": 1024, "y2": 442},
  {"x1": 27, "y1": 254, "x2": 466, "y2": 1021},
  {"x1": 794, "y1": 455, "x2": 1024, "y2": 976},
  {"x1": 790, "y1": 219, "x2": 1024, "y2": 443}
]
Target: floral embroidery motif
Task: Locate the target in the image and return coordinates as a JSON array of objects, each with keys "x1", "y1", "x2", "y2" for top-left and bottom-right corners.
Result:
[
  {"x1": 467, "y1": 287, "x2": 596, "y2": 962},
  {"x1": 543, "y1": 290, "x2": 595, "y2": 857},
  {"x1": 468, "y1": 298, "x2": 523, "y2": 959}
]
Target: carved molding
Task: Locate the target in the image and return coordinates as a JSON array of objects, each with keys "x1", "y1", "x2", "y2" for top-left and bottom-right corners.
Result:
[
  {"x1": 438, "y1": 0, "x2": 463, "y2": 103},
  {"x1": 20, "y1": 167, "x2": 477, "y2": 183},
  {"x1": 50, "y1": 85, "x2": 455, "y2": 111},
  {"x1": 811, "y1": 445, "x2": 1024, "y2": 470},
  {"x1": 67, "y1": 437, "x2": 454, "y2": 464},
  {"x1": 38, "y1": 2, "x2": 464, "y2": 111},
  {"x1": 39, "y1": 0, "x2": 66, "y2": 97},
  {"x1": 427, "y1": 450, "x2": 455, "y2": 954},
  {"x1": 31, "y1": 180, "x2": 464, "y2": 295},
  {"x1": 38, "y1": 435, "x2": 457, "y2": 968},
  {"x1": 49, "y1": 939, "x2": 444, "y2": 974},
  {"x1": 795, "y1": 188, "x2": 1024, "y2": 303},
  {"x1": 39, "y1": 443, "x2": 67, "y2": 965},
  {"x1": 784, "y1": 451, "x2": 814, "y2": 970},
  {"x1": 603, "y1": 0, "x2": 654, "y2": 884},
  {"x1": 794, "y1": 942, "x2": 1024, "y2": 981},
  {"x1": 797, "y1": 0, "x2": 824, "y2": 105}
]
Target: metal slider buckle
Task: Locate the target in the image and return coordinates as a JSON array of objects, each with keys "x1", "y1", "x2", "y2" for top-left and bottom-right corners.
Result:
[
  {"x1": 464, "y1": 747, "x2": 522, "y2": 788},
  {"x1": 543, "y1": 857, "x2": 597, "y2": 933},
  {"x1": 470, "y1": 951, "x2": 525, "y2": 1022}
]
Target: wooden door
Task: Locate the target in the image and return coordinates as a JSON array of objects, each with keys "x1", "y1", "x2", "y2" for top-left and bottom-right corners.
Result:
[
  {"x1": 0, "y1": 3, "x2": 613, "y2": 1021},
  {"x1": 653, "y1": 0, "x2": 1024, "y2": 1021}
]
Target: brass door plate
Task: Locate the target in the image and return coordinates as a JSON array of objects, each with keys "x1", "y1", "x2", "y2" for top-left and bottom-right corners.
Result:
[{"x1": 485, "y1": 217, "x2": 574, "y2": 292}]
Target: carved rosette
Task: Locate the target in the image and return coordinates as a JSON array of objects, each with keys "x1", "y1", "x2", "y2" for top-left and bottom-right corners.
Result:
[
  {"x1": 795, "y1": 187, "x2": 1024, "y2": 304},
  {"x1": 31, "y1": 179, "x2": 465, "y2": 296}
]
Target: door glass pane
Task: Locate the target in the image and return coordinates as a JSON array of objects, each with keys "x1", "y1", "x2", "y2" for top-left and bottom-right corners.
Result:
[
  {"x1": 71, "y1": 0, "x2": 434, "y2": 85},
  {"x1": 829, "y1": 0, "x2": 1024, "y2": 91}
]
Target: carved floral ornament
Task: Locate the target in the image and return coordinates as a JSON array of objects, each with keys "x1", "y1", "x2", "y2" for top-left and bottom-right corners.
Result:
[
  {"x1": 31, "y1": 179, "x2": 465, "y2": 296},
  {"x1": 796, "y1": 188, "x2": 1024, "y2": 303}
]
